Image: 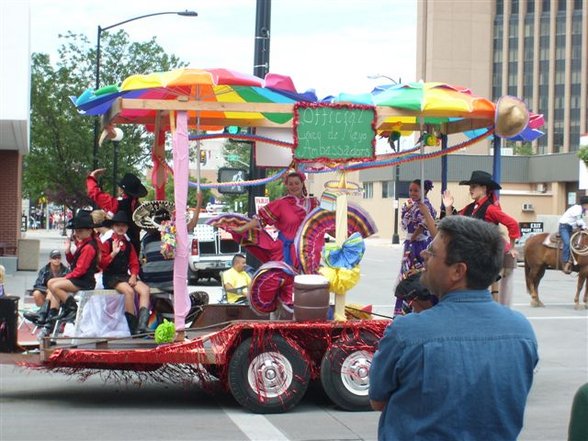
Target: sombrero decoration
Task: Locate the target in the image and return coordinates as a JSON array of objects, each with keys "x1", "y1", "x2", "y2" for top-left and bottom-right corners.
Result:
[
  {"x1": 133, "y1": 200, "x2": 175, "y2": 231},
  {"x1": 295, "y1": 203, "x2": 378, "y2": 274},
  {"x1": 249, "y1": 262, "x2": 298, "y2": 315},
  {"x1": 494, "y1": 95, "x2": 529, "y2": 139},
  {"x1": 205, "y1": 212, "x2": 251, "y2": 230}
]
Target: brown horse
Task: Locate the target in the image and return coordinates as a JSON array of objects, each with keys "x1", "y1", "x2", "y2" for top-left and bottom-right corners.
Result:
[{"x1": 524, "y1": 231, "x2": 588, "y2": 309}]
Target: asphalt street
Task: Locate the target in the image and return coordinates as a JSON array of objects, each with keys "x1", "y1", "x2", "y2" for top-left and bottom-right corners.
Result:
[{"x1": 1, "y1": 229, "x2": 587, "y2": 441}]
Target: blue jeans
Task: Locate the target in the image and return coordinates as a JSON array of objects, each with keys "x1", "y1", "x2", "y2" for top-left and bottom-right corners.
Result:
[{"x1": 559, "y1": 223, "x2": 573, "y2": 263}]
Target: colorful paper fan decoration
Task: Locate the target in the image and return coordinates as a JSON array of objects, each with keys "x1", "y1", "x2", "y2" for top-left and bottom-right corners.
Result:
[
  {"x1": 249, "y1": 262, "x2": 298, "y2": 314},
  {"x1": 159, "y1": 220, "x2": 176, "y2": 259},
  {"x1": 205, "y1": 213, "x2": 251, "y2": 230},
  {"x1": 322, "y1": 232, "x2": 365, "y2": 269},
  {"x1": 319, "y1": 266, "x2": 361, "y2": 295},
  {"x1": 295, "y1": 203, "x2": 377, "y2": 274}
]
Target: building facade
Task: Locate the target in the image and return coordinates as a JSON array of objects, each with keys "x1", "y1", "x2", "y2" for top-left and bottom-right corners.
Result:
[{"x1": 0, "y1": 1, "x2": 30, "y2": 270}]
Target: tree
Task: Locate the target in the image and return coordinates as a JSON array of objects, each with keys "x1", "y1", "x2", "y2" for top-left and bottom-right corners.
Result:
[{"x1": 25, "y1": 30, "x2": 186, "y2": 210}]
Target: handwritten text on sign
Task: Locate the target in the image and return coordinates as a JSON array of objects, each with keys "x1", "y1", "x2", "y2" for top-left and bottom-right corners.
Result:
[{"x1": 294, "y1": 103, "x2": 376, "y2": 162}]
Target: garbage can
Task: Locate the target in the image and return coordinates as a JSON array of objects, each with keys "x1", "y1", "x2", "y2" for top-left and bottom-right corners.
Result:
[{"x1": 0, "y1": 296, "x2": 19, "y2": 352}]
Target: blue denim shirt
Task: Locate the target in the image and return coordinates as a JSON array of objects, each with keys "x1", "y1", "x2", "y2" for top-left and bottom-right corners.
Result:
[{"x1": 369, "y1": 289, "x2": 538, "y2": 441}]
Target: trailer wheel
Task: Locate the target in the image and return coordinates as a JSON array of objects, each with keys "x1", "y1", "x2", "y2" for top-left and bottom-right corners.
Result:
[
  {"x1": 228, "y1": 334, "x2": 310, "y2": 413},
  {"x1": 320, "y1": 334, "x2": 378, "y2": 411}
]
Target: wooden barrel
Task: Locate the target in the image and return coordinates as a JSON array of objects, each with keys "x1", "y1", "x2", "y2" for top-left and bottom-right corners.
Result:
[{"x1": 293, "y1": 274, "x2": 330, "y2": 321}]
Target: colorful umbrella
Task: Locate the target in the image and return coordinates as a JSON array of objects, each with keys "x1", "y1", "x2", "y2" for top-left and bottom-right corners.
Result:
[{"x1": 73, "y1": 68, "x2": 317, "y2": 131}]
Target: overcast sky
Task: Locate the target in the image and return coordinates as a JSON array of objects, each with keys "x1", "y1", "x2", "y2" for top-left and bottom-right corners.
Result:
[{"x1": 29, "y1": 0, "x2": 417, "y2": 99}]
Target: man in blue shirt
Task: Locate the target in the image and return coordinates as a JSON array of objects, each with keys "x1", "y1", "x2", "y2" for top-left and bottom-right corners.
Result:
[{"x1": 370, "y1": 216, "x2": 538, "y2": 441}]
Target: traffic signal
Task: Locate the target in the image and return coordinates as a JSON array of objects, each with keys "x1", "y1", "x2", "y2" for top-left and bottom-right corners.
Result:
[{"x1": 199, "y1": 150, "x2": 207, "y2": 164}]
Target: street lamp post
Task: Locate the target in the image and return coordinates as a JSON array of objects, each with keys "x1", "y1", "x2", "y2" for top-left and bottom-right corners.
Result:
[
  {"x1": 367, "y1": 74, "x2": 402, "y2": 243},
  {"x1": 92, "y1": 10, "x2": 198, "y2": 170},
  {"x1": 109, "y1": 128, "x2": 124, "y2": 195},
  {"x1": 392, "y1": 137, "x2": 400, "y2": 244}
]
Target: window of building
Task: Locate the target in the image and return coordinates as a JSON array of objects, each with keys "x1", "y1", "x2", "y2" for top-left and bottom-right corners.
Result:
[
  {"x1": 363, "y1": 182, "x2": 373, "y2": 199},
  {"x1": 527, "y1": 1, "x2": 535, "y2": 13},
  {"x1": 558, "y1": 0, "x2": 567, "y2": 12},
  {"x1": 496, "y1": 0, "x2": 503, "y2": 15},
  {"x1": 381, "y1": 181, "x2": 394, "y2": 199},
  {"x1": 542, "y1": 0, "x2": 550, "y2": 13},
  {"x1": 575, "y1": 0, "x2": 583, "y2": 10},
  {"x1": 512, "y1": 0, "x2": 519, "y2": 14}
]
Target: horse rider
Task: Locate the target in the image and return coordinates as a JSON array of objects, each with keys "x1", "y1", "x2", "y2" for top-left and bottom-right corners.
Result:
[{"x1": 559, "y1": 196, "x2": 588, "y2": 274}]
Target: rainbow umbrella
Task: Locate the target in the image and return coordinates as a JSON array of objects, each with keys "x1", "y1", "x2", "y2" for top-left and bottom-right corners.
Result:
[
  {"x1": 73, "y1": 68, "x2": 317, "y2": 131},
  {"x1": 330, "y1": 81, "x2": 496, "y2": 136}
]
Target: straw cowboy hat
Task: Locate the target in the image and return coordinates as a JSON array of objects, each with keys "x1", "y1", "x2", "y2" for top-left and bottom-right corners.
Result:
[
  {"x1": 118, "y1": 173, "x2": 148, "y2": 198},
  {"x1": 459, "y1": 170, "x2": 502, "y2": 191},
  {"x1": 132, "y1": 200, "x2": 175, "y2": 231},
  {"x1": 494, "y1": 95, "x2": 529, "y2": 139}
]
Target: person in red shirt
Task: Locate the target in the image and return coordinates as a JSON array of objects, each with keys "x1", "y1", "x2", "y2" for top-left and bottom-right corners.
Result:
[
  {"x1": 40, "y1": 210, "x2": 100, "y2": 338},
  {"x1": 99, "y1": 211, "x2": 151, "y2": 335},
  {"x1": 87, "y1": 168, "x2": 147, "y2": 255},
  {"x1": 442, "y1": 170, "x2": 520, "y2": 306}
]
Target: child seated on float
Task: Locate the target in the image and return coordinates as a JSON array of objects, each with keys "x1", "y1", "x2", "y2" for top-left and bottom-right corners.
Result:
[
  {"x1": 40, "y1": 210, "x2": 100, "y2": 339},
  {"x1": 99, "y1": 211, "x2": 150, "y2": 335}
]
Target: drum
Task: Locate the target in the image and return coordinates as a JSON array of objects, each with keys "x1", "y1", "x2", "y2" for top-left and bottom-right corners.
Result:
[{"x1": 293, "y1": 274, "x2": 330, "y2": 321}]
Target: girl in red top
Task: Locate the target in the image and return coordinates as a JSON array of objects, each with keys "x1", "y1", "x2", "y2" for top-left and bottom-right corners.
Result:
[
  {"x1": 99, "y1": 211, "x2": 151, "y2": 335},
  {"x1": 41, "y1": 210, "x2": 99, "y2": 338},
  {"x1": 231, "y1": 171, "x2": 319, "y2": 269}
]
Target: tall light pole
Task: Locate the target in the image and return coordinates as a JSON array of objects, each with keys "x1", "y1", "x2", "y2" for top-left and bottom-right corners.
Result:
[
  {"x1": 368, "y1": 74, "x2": 402, "y2": 243},
  {"x1": 92, "y1": 10, "x2": 198, "y2": 170}
]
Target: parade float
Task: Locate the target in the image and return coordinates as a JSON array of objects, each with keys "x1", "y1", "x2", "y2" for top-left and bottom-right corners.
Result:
[{"x1": 11, "y1": 68, "x2": 543, "y2": 413}]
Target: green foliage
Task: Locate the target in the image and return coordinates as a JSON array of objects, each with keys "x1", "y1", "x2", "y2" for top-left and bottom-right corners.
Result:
[
  {"x1": 577, "y1": 147, "x2": 588, "y2": 167},
  {"x1": 513, "y1": 142, "x2": 534, "y2": 156},
  {"x1": 25, "y1": 30, "x2": 186, "y2": 209}
]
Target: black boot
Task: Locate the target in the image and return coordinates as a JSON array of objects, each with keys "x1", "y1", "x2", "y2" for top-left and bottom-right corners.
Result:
[
  {"x1": 136, "y1": 307, "x2": 150, "y2": 335},
  {"x1": 37, "y1": 308, "x2": 59, "y2": 341},
  {"x1": 56, "y1": 296, "x2": 78, "y2": 323},
  {"x1": 24, "y1": 301, "x2": 49, "y2": 325},
  {"x1": 125, "y1": 312, "x2": 138, "y2": 335}
]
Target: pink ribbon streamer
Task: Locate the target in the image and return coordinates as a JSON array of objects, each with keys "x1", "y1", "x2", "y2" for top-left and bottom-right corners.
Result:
[{"x1": 172, "y1": 111, "x2": 189, "y2": 330}]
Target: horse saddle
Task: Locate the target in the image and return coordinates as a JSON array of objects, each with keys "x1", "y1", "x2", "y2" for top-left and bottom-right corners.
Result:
[{"x1": 542, "y1": 232, "x2": 562, "y2": 249}]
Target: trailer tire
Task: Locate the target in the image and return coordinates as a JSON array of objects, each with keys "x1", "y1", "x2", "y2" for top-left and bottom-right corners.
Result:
[
  {"x1": 320, "y1": 333, "x2": 378, "y2": 411},
  {"x1": 228, "y1": 334, "x2": 310, "y2": 413}
]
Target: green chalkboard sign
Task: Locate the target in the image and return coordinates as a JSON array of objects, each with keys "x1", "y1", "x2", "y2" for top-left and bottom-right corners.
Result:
[{"x1": 294, "y1": 103, "x2": 376, "y2": 162}]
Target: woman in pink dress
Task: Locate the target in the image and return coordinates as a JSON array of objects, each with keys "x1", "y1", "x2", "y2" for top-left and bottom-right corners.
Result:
[{"x1": 231, "y1": 171, "x2": 319, "y2": 269}]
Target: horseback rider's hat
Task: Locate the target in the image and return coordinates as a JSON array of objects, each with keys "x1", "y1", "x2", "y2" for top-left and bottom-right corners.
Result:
[
  {"x1": 103, "y1": 211, "x2": 132, "y2": 227},
  {"x1": 66, "y1": 210, "x2": 100, "y2": 229},
  {"x1": 459, "y1": 170, "x2": 502, "y2": 190},
  {"x1": 118, "y1": 173, "x2": 148, "y2": 198}
]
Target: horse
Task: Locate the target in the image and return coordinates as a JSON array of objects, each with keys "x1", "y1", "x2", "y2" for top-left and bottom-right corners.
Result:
[{"x1": 524, "y1": 231, "x2": 588, "y2": 309}]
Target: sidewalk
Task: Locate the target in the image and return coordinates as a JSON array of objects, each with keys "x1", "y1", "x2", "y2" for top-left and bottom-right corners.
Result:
[{"x1": 4, "y1": 229, "x2": 68, "y2": 300}]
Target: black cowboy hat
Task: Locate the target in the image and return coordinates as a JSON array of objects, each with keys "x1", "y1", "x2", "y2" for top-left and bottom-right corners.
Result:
[
  {"x1": 66, "y1": 210, "x2": 99, "y2": 229},
  {"x1": 579, "y1": 196, "x2": 588, "y2": 205},
  {"x1": 459, "y1": 170, "x2": 502, "y2": 191},
  {"x1": 118, "y1": 173, "x2": 148, "y2": 198},
  {"x1": 103, "y1": 211, "x2": 132, "y2": 227}
]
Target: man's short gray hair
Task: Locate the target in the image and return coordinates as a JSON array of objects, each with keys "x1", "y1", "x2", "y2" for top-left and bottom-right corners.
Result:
[{"x1": 437, "y1": 216, "x2": 504, "y2": 289}]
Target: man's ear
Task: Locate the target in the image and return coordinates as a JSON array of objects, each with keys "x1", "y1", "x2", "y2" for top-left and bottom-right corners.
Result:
[{"x1": 449, "y1": 262, "x2": 468, "y2": 283}]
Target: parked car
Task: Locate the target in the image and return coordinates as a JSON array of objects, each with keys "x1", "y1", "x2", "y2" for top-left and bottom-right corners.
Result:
[
  {"x1": 514, "y1": 233, "x2": 533, "y2": 263},
  {"x1": 188, "y1": 213, "x2": 242, "y2": 284}
]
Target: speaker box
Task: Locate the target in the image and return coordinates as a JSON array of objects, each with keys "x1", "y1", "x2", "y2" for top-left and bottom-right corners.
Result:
[{"x1": 0, "y1": 296, "x2": 19, "y2": 353}]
